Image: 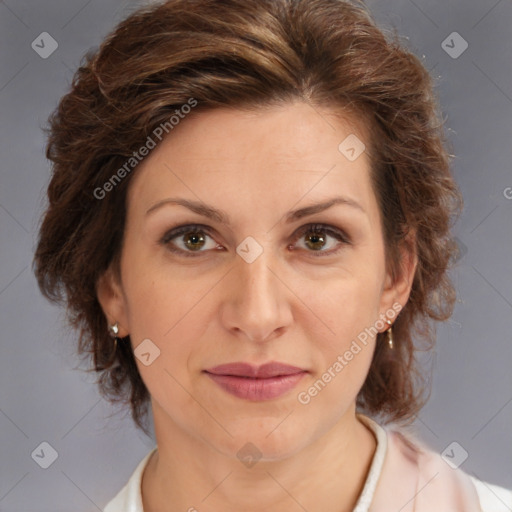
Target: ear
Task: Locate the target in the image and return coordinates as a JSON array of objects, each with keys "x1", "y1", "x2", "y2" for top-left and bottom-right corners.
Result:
[
  {"x1": 378, "y1": 230, "x2": 417, "y2": 326},
  {"x1": 96, "y1": 265, "x2": 130, "y2": 338}
]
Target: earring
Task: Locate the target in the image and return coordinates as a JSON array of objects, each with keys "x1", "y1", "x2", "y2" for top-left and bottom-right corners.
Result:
[
  {"x1": 108, "y1": 322, "x2": 119, "y2": 338},
  {"x1": 108, "y1": 322, "x2": 120, "y2": 353},
  {"x1": 385, "y1": 319, "x2": 394, "y2": 349},
  {"x1": 99, "y1": 322, "x2": 121, "y2": 369}
]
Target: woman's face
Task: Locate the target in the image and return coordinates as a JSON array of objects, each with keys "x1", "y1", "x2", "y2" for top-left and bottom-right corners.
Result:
[{"x1": 98, "y1": 101, "x2": 414, "y2": 460}]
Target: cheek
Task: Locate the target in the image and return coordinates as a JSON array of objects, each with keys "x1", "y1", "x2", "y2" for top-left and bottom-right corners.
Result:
[
  {"x1": 120, "y1": 239, "x2": 198, "y2": 338},
  {"x1": 310, "y1": 268, "x2": 383, "y2": 348},
  {"x1": 295, "y1": 271, "x2": 382, "y2": 404},
  {"x1": 120, "y1": 253, "x2": 219, "y2": 388}
]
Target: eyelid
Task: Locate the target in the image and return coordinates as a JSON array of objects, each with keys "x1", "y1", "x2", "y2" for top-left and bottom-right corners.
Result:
[
  {"x1": 159, "y1": 223, "x2": 220, "y2": 258},
  {"x1": 160, "y1": 223, "x2": 216, "y2": 244},
  {"x1": 293, "y1": 223, "x2": 351, "y2": 244},
  {"x1": 160, "y1": 222, "x2": 351, "y2": 257}
]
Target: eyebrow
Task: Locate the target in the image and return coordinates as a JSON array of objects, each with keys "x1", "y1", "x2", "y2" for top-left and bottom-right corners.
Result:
[{"x1": 145, "y1": 196, "x2": 365, "y2": 224}]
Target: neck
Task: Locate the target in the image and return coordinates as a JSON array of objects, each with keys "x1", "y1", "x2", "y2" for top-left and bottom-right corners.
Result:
[{"x1": 142, "y1": 404, "x2": 377, "y2": 512}]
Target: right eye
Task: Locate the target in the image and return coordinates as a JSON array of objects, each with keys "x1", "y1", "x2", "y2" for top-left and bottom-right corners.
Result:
[{"x1": 160, "y1": 224, "x2": 223, "y2": 257}]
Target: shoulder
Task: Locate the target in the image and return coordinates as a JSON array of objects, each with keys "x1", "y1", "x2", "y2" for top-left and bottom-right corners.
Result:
[
  {"x1": 469, "y1": 475, "x2": 512, "y2": 512},
  {"x1": 383, "y1": 425, "x2": 512, "y2": 512},
  {"x1": 408, "y1": 435, "x2": 512, "y2": 512},
  {"x1": 103, "y1": 448, "x2": 156, "y2": 512}
]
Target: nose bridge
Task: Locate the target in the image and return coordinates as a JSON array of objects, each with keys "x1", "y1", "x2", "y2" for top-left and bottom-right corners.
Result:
[
  {"x1": 244, "y1": 250, "x2": 275, "y2": 291},
  {"x1": 235, "y1": 232, "x2": 276, "y2": 287},
  {"x1": 224, "y1": 240, "x2": 290, "y2": 341},
  {"x1": 238, "y1": 243, "x2": 279, "y2": 309}
]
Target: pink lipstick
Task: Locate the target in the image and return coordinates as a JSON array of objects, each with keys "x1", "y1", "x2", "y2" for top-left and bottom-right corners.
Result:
[{"x1": 204, "y1": 362, "x2": 307, "y2": 401}]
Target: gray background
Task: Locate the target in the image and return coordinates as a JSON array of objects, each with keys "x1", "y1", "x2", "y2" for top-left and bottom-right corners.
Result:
[{"x1": 0, "y1": 0, "x2": 511, "y2": 510}]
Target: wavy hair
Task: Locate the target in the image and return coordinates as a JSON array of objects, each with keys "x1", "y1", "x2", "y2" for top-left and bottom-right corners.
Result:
[{"x1": 34, "y1": 0, "x2": 462, "y2": 434}]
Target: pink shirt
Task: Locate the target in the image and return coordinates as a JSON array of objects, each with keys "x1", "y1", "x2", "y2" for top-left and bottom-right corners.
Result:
[{"x1": 104, "y1": 414, "x2": 512, "y2": 511}]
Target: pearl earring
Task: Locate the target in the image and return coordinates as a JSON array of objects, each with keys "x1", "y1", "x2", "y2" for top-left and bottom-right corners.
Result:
[{"x1": 108, "y1": 322, "x2": 119, "y2": 338}]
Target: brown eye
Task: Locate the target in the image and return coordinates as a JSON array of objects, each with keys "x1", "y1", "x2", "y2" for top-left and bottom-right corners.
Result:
[
  {"x1": 293, "y1": 223, "x2": 351, "y2": 256},
  {"x1": 304, "y1": 230, "x2": 327, "y2": 251},
  {"x1": 182, "y1": 231, "x2": 207, "y2": 251},
  {"x1": 161, "y1": 224, "x2": 220, "y2": 257}
]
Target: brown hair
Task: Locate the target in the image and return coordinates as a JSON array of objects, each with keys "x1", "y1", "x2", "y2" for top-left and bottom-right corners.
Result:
[{"x1": 34, "y1": 0, "x2": 461, "y2": 434}]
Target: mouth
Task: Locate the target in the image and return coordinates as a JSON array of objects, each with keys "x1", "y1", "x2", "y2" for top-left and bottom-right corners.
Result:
[{"x1": 203, "y1": 362, "x2": 308, "y2": 401}]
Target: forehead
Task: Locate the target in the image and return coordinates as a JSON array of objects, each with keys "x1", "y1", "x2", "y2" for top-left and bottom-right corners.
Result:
[{"x1": 126, "y1": 102, "x2": 377, "y2": 224}]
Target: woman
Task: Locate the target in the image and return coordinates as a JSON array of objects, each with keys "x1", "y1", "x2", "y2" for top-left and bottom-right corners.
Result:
[{"x1": 33, "y1": 0, "x2": 512, "y2": 510}]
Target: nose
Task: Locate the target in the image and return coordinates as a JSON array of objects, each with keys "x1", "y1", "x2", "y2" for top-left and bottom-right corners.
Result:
[{"x1": 220, "y1": 246, "x2": 293, "y2": 343}]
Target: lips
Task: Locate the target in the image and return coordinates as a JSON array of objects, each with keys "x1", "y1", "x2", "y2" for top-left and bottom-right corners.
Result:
[
  {"x1": 204, "y1": 362, "x2": 308, "y2": 400},
  {"x1": 204, "y1": 361, "x2": 306, "y2": 379}
]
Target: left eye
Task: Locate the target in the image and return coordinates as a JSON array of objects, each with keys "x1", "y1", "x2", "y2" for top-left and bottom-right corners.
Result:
[
  {"x1": 292, "y1": 223, "x2": 350, "y2": 256},
  {"x1": 160, "y1": 223, "x2": 350, "y2": 257}
]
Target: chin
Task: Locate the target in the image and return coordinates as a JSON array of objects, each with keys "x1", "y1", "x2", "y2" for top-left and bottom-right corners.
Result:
[{"x1": 212, "y1": 420, "x2": 311, "y2": 463}]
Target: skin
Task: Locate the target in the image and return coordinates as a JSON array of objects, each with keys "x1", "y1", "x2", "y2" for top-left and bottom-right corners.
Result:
[{"x1": 97, "y1": 101, "x2": 417, "y2": 512}]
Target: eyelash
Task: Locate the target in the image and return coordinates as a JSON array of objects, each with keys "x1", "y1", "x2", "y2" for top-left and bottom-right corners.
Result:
[{"x1": 160, "y1": 223, "x2": 351, "y2": 258}]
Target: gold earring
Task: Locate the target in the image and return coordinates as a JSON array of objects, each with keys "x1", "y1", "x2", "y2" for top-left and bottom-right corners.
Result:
[
  {"x1": 385, "y1": 319, "x2": 394, "y2": 349},
  {"x1": 108, "y1": 322, "x2": 119, "y2": 352}
]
